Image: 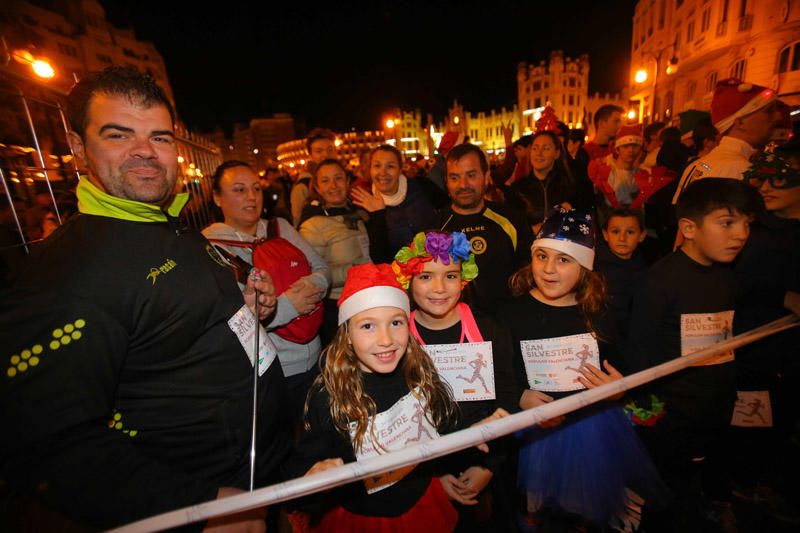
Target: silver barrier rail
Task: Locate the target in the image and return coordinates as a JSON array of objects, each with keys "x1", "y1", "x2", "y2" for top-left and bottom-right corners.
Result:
[{"x1": 110, "y1": 314, "x2": 799, "y2": 533}]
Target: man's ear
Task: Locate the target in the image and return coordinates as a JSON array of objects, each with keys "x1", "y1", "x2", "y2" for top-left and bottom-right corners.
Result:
[
  {"x1": 678, "y1": 217, "x2": 697, "y2": 240},
  {"x1": 637, "y1": 231, "x2": 647, "y2": 243},
  {"x1": 601, "y1": 229, "x2": 610, "y2": 242},
  {"x1": 67, "y1": 131, "x2": 86, "y2": 165}
]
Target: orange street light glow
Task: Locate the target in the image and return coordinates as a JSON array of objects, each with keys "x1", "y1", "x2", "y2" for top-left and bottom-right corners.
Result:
[
  {"x1": 32, "y1": 60, "x2": 55, "y2": 79},
  {"x1": 634, "y1": 69, "x2": 648, "y2": 84}
]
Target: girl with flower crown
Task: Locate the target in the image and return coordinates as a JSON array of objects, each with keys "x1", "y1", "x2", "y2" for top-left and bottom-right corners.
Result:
[
  {"x1": 284, "y1": 263, "x2": 499, "y2": 532},
  {"x1": 393, "y1": 230, "x2": 519, "y2": 530},
  {"x1": 499, "y1": 206, "x2": 667, "y2": 531}
]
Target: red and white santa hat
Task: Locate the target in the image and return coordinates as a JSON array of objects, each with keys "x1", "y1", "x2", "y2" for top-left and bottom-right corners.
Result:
[
  {"x1": 337, "y1": 263, "x2": 410, "y2": 325},
  {"x1": 712, "y1": 78, "x2": 776, "y2": 133},
  {"x1": 615, "y1": 124, "x2": 643, "y2": 147}
]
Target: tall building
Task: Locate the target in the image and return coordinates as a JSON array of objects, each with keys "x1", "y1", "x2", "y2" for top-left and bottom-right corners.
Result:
[
  {"x1": 517, "y1": 50, "x2": 626, "y2": 137},
  {"x1": 0, "y1": 0, "x2": 173, "y2": 99},
  {"x1": 215, "y1": 114, "x2": 298, "y2": 170},
  {"x1": 443, "y1": 100, "x2": 520, "y2": 155},
  {"x1": 629, "y1": 0, "x2": 800, "y2": 125}
]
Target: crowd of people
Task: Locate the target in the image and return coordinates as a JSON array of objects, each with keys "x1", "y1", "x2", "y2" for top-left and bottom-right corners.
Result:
[{"x1": 1, "y1": 66, "x2": 798, "y2": 533}]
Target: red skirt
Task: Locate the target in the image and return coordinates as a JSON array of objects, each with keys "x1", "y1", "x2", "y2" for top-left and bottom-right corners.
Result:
[{"x1": 289, "y1": 477, "x2": 458, "y2": 533}]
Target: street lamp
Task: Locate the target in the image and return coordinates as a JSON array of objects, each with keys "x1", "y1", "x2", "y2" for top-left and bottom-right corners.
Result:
[
  {"x1": 31, "y1": 59, "x2": 55, "y2": 79},
  {"x1": 385, "y1": 119, "x2": 396, "y2": 129},
  {"x1": 635, "y1": 69, "x2": 648, "y2": 84},
  {"x1": 636, "y1": 41, "x2": 678, "y2": 124}
]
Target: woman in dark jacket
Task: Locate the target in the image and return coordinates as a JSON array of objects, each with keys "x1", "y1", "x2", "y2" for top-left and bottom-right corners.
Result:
[
  {"x1": 351, "y1": 144, "x2": 436, "y2": 262},
  {"x1": 506, "y1": 130, "x2": 594, "y2": 232}
]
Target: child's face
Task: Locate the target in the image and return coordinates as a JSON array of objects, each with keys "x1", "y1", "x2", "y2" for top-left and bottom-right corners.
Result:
[
  {"x1": 531, "y1": 246, "x2": 582, "y2": 305},
  {"x1": 348, "y1": 306, "x2": 409, "y2": 373},
  {"x1": 411, "y1": 260, "x2": 462, "y2": 320},
  {"x1": 602, "y1": 216, "x2": 646, "y2": 260},
  {"x1": 681, "y1": 208, "x2": 750, "y2": 265}
]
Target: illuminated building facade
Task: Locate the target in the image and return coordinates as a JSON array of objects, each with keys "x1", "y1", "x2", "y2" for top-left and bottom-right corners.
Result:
[
  {"x1": 629, "y1": 0, "x2": 800, "y2": 125},
  {"x1": 517, "y1": 50, "x2": 626, "y2": 136},
  {"x1": 0, "y1": 0, "x2": 173, "y2": 99}
]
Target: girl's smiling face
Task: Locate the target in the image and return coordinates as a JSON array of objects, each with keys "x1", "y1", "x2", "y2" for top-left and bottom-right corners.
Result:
[
  {"x1": 348, "y1": 306, "x2": 409, "y2": 373},
  {"x1": 530, "y1": 246, "x2": 582, "y2": 306},
  {"x1": 411, "y1": 260, "x2": 462, "y2": 324}
]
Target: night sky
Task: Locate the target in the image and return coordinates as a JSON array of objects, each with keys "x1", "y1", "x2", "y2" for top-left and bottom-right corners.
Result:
[{"x1": 102, "y1": 1, "x2": 637, "y2": 135}]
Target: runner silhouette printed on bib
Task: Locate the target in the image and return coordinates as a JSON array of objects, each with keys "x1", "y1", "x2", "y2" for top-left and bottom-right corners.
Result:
[
  {"x1": 680, "y1": 310, "x2": 735, "y2": 366},
  {"x1": 520, "y1": 333, "x2": 600, "y2": 392},
  {"x1": 349, "y1": 387, "x2": 439, "y2": 493},
  {"x1": 422, "y1": 342, "x2": 495, "y2": 401}
]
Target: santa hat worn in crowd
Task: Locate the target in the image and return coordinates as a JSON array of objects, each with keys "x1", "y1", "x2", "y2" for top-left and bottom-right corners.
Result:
[
  {"x1": 535, "y1": 106, "x2": 563, "y2": 134},
  {"x1": 534, "y1": 206, "x2": 596, "y2": 271},
  {"x1": 337, "y1": 263, "x2": 410, "y2": 325},
  {"x1": 615, "y1": 124, "x2": 643, "y2": 147},
  {"x1": 712, "y1": 78, "x2": 777, "y2": 133}
]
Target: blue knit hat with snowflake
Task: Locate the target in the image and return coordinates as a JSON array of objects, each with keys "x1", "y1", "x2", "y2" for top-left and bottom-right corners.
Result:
[{"x1": 533, "y1": 205, "x2": 596, "y2": 271}]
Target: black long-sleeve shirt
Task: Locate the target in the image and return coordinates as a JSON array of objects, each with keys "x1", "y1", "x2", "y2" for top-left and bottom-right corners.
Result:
[
  {"x1": 0, "y1": 206, "x2": 291, "y2": 529},
  {"x1": 498, "y1": 293, "x2": 620, "y2": 402},
  {"x1": 285, "y1": 367, "x2": 458, "y2": 518},
  {"x1": 625, "y1": 249, "x2": 737, "y2": 424}
]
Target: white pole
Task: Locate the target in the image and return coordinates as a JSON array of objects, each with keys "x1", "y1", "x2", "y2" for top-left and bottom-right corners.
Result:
[{"x1": 109, "y1": 315, "x2": 799, "y2": 533}]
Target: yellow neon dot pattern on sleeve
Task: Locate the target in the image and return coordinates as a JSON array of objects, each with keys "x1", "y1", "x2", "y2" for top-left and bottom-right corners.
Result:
[
  {"x1": 7, "y1": 319, "x2": 87, "y2": 378},
  {"x1": 108, "y1": 411, "x2": 138, "y2": 437}
]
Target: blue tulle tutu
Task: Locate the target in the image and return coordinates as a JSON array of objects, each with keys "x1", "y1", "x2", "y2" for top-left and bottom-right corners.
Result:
[{"x1": 516, "y1": 401, "x2": 669, "y2": 524}]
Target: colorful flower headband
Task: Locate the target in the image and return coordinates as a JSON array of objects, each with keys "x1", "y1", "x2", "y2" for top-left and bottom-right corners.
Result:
[{"x1": 392, "y1": 231, "x2": 478, "y2": 289}]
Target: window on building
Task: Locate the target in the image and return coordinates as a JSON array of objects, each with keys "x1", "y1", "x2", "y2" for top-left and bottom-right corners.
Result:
[
  {"x1": 675, "y1": 30, "x2": 681, "y2": 50},
  {"x1": 677, "y1": 0, "x2": 683, "y2": 6},
  {"x1": 58, "y1": 43, "x2": 78, "y2": 58},
  {"x1": 687, "y1": 80, "x2": 697, "y2": 101},
  {"x1": 721, "y1": 0, "x2": 730, "y2": 21},
  {"x1": 792, "y1": 42, "x2": 800, "y2": 71},
  {"x1": 96, "y1": 53, "x2": 112, "y2": 63},
  {"x1": 649, "y1": 7, "x2": 654, "y2": 36},
  {"x1": 544, "y1": 81, "x2": 549, "y2": 88},
  {"x1": 568, "y1": 111, "x2": 573, "y2": 122},
  {"x1": 730, "y1": 58, "x2": 746, "y2": 79},
  {"x1": 534, "y1": 97, "x2": 542, "y2": 107},
  {"x1": 705, "y1": 71, "x2": 718, "y2": 92},
  {"x1": 569, "y1": 77, "x2": 576, "y2": 87},
  {"x1": 533, "y1": 80, "x2": 541, "y2": 91},
  {"x1": 739, "y1": 0, "x2": 747, "y2": 17},
  {"x1": 687, "y1": 19, "x2": 695, "y2": 42},
  {"x1": 659, "y1": 0, "x2": 666, "y2": 29},
  {"x1": 701, "y1": 8, "x2": 711, "y2": 33},
  {"x1": 577, "y1": 95, "x2": 581, "y2": 105},
  {"x1": 563, "y1": 94, "x2": 566, "y2": 105},
  {"x1": 569, "y1": 94, "x2": 574, "y2": 105},
  {"x1": 778, "y1": 45, "x2": 791, "y2": 73}
]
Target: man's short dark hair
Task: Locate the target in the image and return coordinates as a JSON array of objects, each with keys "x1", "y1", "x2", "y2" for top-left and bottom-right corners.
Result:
[
  {"x1": 644, "y1": 122, "x2": 665, "y2": 144},
  {"x1": 513, "y1": 134, "x2": 533, "y2": 148},
  {"x1": 603, "y1": 207, "x2": 644, "y2": 230},
  {"x1": 446, "y1": 143, "x2": 488, "y2": 173},
  {"x1": 67, "y1": 66, "x2": 174, "y2": 138},
  {"x1": 691, "y1": 119, "x2": 719, "y2": 150},
  {"x1": 305, "y1": 128, "x2": 336, "y2": 154},
  {"x1": 568, "y1": 129, "x2": 586, "y2": 145},
  {"x1": 212, "y1": 160, "x2": 253, "y2": 193},
  {"x1": 593, "y1": 104, "x2": 624, "y2": 129},
  {"x1": 676, "y1": 178, "x2": 761, "y2": 225}
]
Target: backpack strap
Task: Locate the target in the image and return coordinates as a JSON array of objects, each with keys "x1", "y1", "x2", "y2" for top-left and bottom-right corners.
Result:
[{"x1": 267, "y1": 217, "x2": 280, "y2": 240}]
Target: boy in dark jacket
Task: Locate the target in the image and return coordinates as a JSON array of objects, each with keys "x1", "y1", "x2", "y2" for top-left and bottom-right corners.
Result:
[
  {"x1": 626, "y1": 178, "x2": 759, "y2": 531},
  {"x1": 596, "y1": 208, "x2": 648, "y2": 341}
]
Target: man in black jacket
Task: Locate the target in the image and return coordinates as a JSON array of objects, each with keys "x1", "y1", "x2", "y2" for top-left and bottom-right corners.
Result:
[
  {"x1": 0, "y1": 67, "x2": 288, "y2": 531},
  {"x1": 437, "y1": 144, "x2": 534, "y2": 313}
]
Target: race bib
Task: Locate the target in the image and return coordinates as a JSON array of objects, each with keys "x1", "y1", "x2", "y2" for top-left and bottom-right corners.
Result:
[
  {"x1": 228, "y1": 305, "x2": 278, "y2": 376},
  {"x1": 680, "y1": 311, "x2": 735, "y2": 366},
  {"x1": 423, "y1": 341, "x2": 495, "y2": 402},
  {"x1": 731, "y1": 391, "x2": 772, "y2": 428},
  {"x1": 520, "y1": 333, "x2": 600, "y2": 392},
  {"x1": 349, "y1": 388, "x2": 439, "y2": 493},
  {"x1": 357, "y1": 233, "x2": 371, "y2": 262}
]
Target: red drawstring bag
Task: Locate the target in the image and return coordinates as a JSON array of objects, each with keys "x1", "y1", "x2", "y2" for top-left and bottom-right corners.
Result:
[{"x1": 209, "y1": 218, "x2": 323, "y2": 344}]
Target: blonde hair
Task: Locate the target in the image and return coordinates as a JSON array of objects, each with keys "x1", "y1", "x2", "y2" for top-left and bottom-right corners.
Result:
[{"x1": 305, "y1": 321, "x2": 458, "y2": 454}]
